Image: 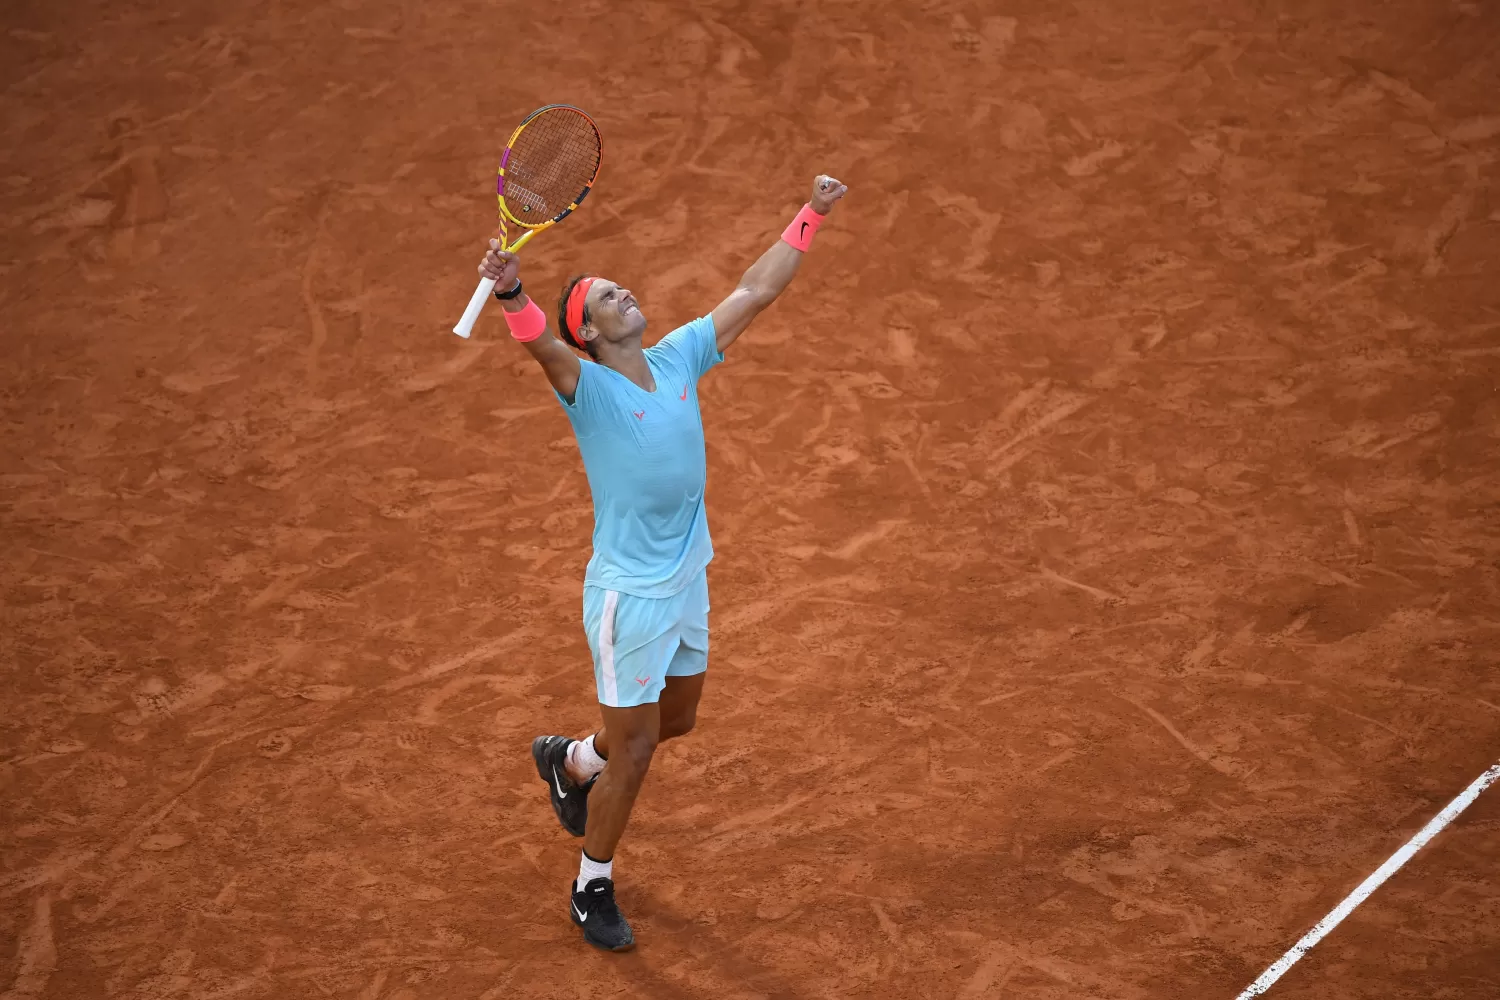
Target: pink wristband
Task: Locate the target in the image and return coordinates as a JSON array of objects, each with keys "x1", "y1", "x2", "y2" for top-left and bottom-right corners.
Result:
[
  {"x1": 503, "y1": 297, "x2": 546, "y2": 343},
  {"x1": 780, "y1": 203, "x2": 826, "y2": 252}
]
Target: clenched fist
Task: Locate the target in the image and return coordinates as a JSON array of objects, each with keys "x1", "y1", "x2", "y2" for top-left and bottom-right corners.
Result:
[
  {"x1": 810, "y1": 175, "x2": 848, "y2": 215},
  {"x1": 479, "y1": 239, "x2": 520, "y2": 293}
]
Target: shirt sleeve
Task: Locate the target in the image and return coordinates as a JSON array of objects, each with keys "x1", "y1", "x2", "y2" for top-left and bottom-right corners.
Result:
[
  {"x1": 649, "y1": 314, "x2": 724, "y2": 381},
  {"x1": 554, "y1": 358, "x2": 612, "y2": 432}
]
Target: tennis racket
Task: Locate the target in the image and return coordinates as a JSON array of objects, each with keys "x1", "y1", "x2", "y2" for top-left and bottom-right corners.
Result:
[{"x1": 452, "y1": 104, "x2": 603, "y2": 338}]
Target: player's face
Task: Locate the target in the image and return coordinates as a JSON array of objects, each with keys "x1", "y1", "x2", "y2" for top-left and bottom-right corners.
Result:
[{"x1": 586, "y1": 278, "x2": 647, "y2": 344}]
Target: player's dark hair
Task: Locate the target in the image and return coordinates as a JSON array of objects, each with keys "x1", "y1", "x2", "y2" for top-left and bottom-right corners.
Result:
[{"x1": 556, "y1": 274, "x2": 598, "y2": 359}]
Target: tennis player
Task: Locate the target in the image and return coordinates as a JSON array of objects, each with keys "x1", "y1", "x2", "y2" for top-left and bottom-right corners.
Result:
[{"x1": 475, "y1": 174, "x2": 847, "y2": 951}]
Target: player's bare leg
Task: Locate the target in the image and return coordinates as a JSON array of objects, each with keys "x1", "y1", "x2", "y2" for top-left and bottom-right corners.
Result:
[
  {"x1": 579, "y1": 672, "x2": 703, "y2": 838},
  {"x1": 540, "y1": 674, "x2": 703, "y2": 952},
  {"x1": 581, "y1": 701, "x2": 659, "y2": 860},
  {"x1": 557, "y1": 700, "x2": 653, "y2": 952},
  {"x1": 577, "y1": 671, "x2": 704, "y2": 769},
  {"x1": 534, "y1": 670, "x2": 703, "y2": 832},
  {"x1": 655, "y1": 671, "x2": 706, "y2": 741}
]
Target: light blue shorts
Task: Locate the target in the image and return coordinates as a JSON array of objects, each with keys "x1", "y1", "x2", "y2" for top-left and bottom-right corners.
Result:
[{"x1": 582, "y1": 570, "x2": 709, "y2": 708}]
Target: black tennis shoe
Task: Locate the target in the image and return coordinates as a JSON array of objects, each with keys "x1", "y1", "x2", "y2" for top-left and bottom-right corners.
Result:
[
  {"x1": 531, "y1": 735, "x2": 592, "y2": 837},
  {"x1": 570, "y1": 876, "x2": 635, "y2": 952}
]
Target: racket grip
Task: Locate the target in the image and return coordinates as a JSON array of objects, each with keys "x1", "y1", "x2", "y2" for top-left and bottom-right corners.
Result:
[{"x1": 453, "y1": 276, "x2": 498, "y2": 339}]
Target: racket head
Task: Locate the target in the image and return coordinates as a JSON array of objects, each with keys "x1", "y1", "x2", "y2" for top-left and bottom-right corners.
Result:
[{"x1": 496, "y1": 104, "x2": 602, "y2": 236}]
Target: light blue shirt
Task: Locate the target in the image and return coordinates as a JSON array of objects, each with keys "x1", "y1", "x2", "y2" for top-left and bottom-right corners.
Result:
[{"x1": 556, "y1": 314, "x2": 724, "y2": 598}]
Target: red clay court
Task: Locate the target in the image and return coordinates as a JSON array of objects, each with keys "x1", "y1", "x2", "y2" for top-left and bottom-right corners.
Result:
[{"x1": 3, "y1": 1, "x2": 1499, "y2": 997}]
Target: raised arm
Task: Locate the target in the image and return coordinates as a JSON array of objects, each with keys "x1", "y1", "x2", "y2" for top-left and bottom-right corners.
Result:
[
  {"x1": 478, "y1": 241, "x2": 583, "y2": 402},
  {"x1": 710, "y1": 174, "x2": 848, "y2": 354}
]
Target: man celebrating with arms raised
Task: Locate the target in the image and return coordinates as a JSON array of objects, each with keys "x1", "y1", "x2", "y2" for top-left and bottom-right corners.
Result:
[{"x1": 475, "y1": 174, "x2": 848, "y2": 951}]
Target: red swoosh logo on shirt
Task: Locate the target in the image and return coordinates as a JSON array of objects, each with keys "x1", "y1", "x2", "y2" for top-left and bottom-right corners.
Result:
[
  {"x1": 633, "y1": 410, "x2": 644, "y2": 420},
  {"x1": 679, "y1": 385, "x2": 688, "y2": 401}
]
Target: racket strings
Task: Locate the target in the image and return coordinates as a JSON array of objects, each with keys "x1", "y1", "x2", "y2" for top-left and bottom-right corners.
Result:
[
  {"x1": 508, "y1": 138, "x2": 595, "y2": 214},
  {"x1": 503, "y1": 111, "x2": 601, "y2": 224}
]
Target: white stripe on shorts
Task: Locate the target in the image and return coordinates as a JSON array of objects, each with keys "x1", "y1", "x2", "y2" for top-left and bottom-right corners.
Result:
[{"x1": 599, "y1": 590, "x2": 620, "y2": 706}]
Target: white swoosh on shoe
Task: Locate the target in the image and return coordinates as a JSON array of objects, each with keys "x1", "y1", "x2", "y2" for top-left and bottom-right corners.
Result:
[
  {"x1": 573, "y1": 901, "x2": 588, "y2": 922},
  {"x1": 553, "y1": 766, "x2": 568, "y2": 799}
]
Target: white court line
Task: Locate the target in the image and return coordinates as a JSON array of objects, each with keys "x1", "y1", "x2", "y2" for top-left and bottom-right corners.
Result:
[{"x1": 1235, "y1": 760, "x2": 1500, "y2": 998}]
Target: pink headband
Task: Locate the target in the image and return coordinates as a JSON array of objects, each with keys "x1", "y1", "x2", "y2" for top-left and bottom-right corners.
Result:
[{"x1": 566, "y1": 277, "x2": 596, "y2": 341}]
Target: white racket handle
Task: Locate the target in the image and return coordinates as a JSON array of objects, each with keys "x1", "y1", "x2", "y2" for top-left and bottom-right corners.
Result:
[{"x1": 453, "y1": 276, "x2": 498, "y2": 338}]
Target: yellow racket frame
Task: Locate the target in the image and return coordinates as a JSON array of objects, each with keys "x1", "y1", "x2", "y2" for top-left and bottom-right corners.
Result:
[{"x1": 493, "y1": 104, "x2": 602, "y2": 253}]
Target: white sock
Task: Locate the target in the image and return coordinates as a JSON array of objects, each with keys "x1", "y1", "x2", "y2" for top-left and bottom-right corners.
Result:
[
  {"x1": 567, "y1": 734, "x2": 607, "y2": 781},
  {"x1": 577, "y1": 851, "x2": 612, "y2": 892}
]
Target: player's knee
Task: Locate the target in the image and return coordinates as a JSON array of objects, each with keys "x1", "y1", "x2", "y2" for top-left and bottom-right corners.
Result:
[
  {"x1": 617, "y1": 731, "x2": 658, "y2": 781},
  {"x1": 660, "y1": 709, "x2": 696, "y2": 741}
]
